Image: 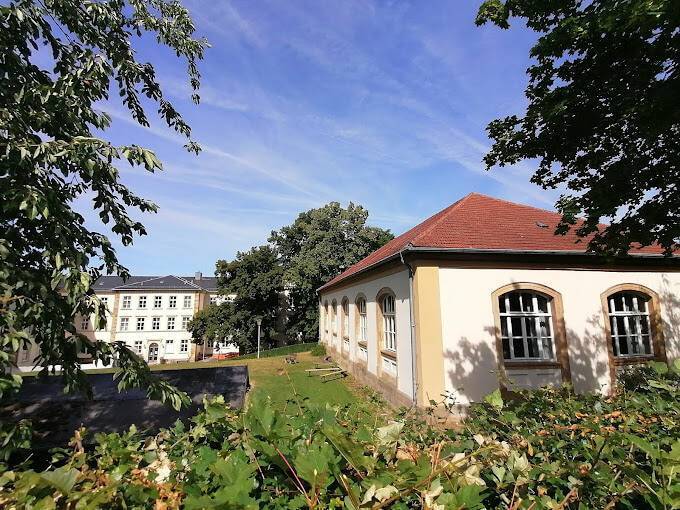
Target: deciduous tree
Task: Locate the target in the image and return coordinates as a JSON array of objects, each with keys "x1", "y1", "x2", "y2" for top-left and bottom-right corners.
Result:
[
  {"x1": 1, "y1": 0, "x2": 207, "y2": 408},
  {"x1": 269, "y1": 202, "x2": 393, "y2": 340},
  {"x1": 476, "y1": 0, "x2": 680, "y2": 255}
]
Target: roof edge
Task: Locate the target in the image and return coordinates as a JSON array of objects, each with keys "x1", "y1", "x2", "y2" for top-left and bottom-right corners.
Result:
[{"x1": 317, "y1": 247, "x2": 678, "y2": 293}]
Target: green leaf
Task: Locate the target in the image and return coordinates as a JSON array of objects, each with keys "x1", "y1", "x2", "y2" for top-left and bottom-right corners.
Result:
[{"x1": 484, "y1": 389, "x2": 504, "y2": 410}]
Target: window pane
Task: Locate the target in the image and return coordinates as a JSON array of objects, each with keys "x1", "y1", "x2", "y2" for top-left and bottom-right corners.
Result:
[
  {"x1": 624, "y1": 294, "x2": 635, "y2": 312},
  {"x1": 510, "y1": 317, "x2": 522, "y2": 337},
  {"x1": 527, "y1": 337, "x2": 540, "y2": 358},
  {"x1": 500, "y1": 318, "x2": 508, "y2": 337},
  {"x1": 539, "y1": 317, "x2": 551, "y2": 337},
  {"x1": 521, "y1": 293, "x2": 534, "y2": 312},
  {"x1": 513, "y1": 337, "x2": 525, "y2": 358},
  {"x1": 524, "y1": 317, "x2": 537, "y2": 337},
  {"x1": 640, "y1": 317, "x2": 650, "y2": 335},
  {"x1": 641, "y1": 335, "x2": 651, "y2": 355},
  {"x1": 637, "y1": 298, "x2": 648, "y2": 313},
  {"x1": 537, "y1": 295, "x2": 549, "y2": 313},
  {"x1": 502, "y1": 338, "x2": 511, "y2": 359},
  {"x1": 542, "y1": 338, "x2": 554, "y2": 359},
  {"x1": 499, "y1": 297, "x2": 506, "y2": 313},
  {"x1": 617, "y1": 336, "x2": 629, "y2": 356},
  {"x1": 508, "y1": 293, "x2": 521, "y2": 312},
  {"x1": 615, "y1": 316, "x2": 626, "y2": 336}
]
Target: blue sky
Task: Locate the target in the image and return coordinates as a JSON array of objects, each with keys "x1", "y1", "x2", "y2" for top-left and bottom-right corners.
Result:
[{"x1": 97, "y1": 0, "x2": 558, "y2": 276}]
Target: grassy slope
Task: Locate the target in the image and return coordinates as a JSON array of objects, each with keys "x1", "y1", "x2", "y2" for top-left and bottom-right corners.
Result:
[{"x1": 20, "y1": 352, "x2": 362, "y2": 410}]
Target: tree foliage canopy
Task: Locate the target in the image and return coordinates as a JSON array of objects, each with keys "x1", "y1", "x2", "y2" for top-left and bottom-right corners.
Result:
[
  {"x1": 1, "y1": 0, "x2": 207, "y2": 406},
  {"x1": 190, "y1": 246, "x2": 284, "y2": 352},
  {"x1": 190, "y1": 203, "x2": 392, "y2": 350},
  {"x1": 269, "y1": 202, "x2": 393, "y2": 340},
  {"x1": 476, "y1": 0, "x2": 680, "y2": 255}
]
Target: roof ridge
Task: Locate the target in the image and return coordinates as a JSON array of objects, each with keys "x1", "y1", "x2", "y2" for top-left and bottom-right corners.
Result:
[
  {"x1": 468, "y1": 192, "x2": 561, "y2": 217},
  {"x1": 113, "y1": 276, "x2": 162, "y2": 289},
  {"x1": 411, "y1": 193, "x2": 476, "y2": 247}
]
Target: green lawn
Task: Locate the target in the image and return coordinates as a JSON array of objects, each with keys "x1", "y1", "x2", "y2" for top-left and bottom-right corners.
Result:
[{"x1": 20, "y1": 351, "x2": 369, "y2": 411}]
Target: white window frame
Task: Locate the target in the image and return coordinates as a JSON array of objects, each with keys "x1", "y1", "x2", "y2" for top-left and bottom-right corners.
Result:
[
  {"x1": 183, "y1": 295, "x2": 192, "y2": 309},
  {"x1": 165, "y1": 338, "x2": 175, "y2": 354},
  {"x1": 133, "y1": 340, "x2": 143, "y2": 354},
  {"x1": 119, "y1": 317, "x2": 129, "y2": 331},
  {"x1": 499, "y1": 291, "x2": 555, "y2": 362},
  {"x1": 167, "y1": 316, "x2": 176, "y2": 330},
  {"x1": 180, "y1": 338, "x2": 189, "y2": 353},
  {"x1": 210, "y1": 295, "x2": 217, "y2": 305},
  {"x1": 169, "y1": 295, "x2": 177, "y2": 309},
  {"x1": 136, "y1": 317, "x2": 145, "y2": 331},
  {"x1": 331, "y1": 301, "x2": 338, "y2": 335},
  {"x1": 152, "y1": 317, "x2": 161, "y2": 331},
  {"x1": 382, "y1": 295, "x2": 396, "y2": 352},
  {"x1": 357, "y1": 298, "x2": 367, "y2": 343},
  {"x1": 122, "y1": 295, "x2": 131, "y2": 309},
  {"x1": 81, "y1": 317, "x2": 89, "y2": 331},
  {"x1": 153, "y1": 295, "x2": 162, "y2": 309},
  {"x1": 138, "y1": 296, "x2": 147, "y2": 309},
  {"x1": 608, "y1": 292, "x2": 653, "y2": 358},
  {"x1": 181, "y1": 315, "x2": 191, "y2": 330}
]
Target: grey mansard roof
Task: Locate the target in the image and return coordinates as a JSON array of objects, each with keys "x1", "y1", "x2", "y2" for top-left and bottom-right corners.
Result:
[{"x1": 93, "y1": 275, "x2": 218, "y2": 292}]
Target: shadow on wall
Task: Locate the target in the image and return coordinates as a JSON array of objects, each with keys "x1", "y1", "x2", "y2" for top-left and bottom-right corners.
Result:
[
  {"x1": 566, "y1": 313, "x2": 610, "y2": 394},
  {"x1": 443, "y1": 318, "x2": 612, "y2": 406},
  {"x1": 660, "y1": 275, "x2": 679, "y2": 354},
  {"x1": 443, "y1": 334, "x2": 499, "y2": 406}
]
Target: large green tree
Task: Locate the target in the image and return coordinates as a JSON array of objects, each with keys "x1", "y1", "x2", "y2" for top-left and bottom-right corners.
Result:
[
  {"x1": 190, "y1": 246, "x2": 284, "y2": 353},
  {"x1": 1, "y1": 0, "x2": 207, "y2": 408},
  {"x1": 476, "y1": 0, "x2": 680, "y2": 255},
  {"x1": 269, "y1": 202, "x2": 393, "y2": 340}
]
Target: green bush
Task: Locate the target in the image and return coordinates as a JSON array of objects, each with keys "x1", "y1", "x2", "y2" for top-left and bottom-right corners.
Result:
[
  {"x1": 310, "y1": 343, "x2": 327, "y2": 357},
  {"x1": 1, "y1": 361, "x2": 678, "y2": 508}
]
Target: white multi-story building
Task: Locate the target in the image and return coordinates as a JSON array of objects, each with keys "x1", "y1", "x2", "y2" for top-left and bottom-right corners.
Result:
[{"x1": 16, "y1": 272, "x2": 238, "y2": 369}]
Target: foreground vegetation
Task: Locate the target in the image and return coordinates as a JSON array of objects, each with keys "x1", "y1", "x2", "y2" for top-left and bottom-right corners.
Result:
[{"x1": 1, "y1": 361, "x2": 678, "y2": 509}]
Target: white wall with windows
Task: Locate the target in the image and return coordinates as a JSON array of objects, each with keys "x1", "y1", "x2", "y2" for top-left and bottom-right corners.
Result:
[
  {"x1": 438, "y1": 267, "x2": 680, "y2": 404},
  {"x1": 319, "y1": 268, "x2": 413, "y2": 401},
  {"x1": 115, "y1": 291, "x2": 199, "y2": 362}
]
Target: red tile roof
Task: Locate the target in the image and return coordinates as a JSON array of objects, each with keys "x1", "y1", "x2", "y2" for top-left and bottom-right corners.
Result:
[{"x1": 319, "y1": 192, "x2": 666, "y2": 291}]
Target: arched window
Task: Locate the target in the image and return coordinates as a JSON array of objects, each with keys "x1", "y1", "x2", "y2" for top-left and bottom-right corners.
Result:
[
  {"x1": 323, "y1": 301, "x2": 329, "y2": 334},
  {"x1": 341, "y1": 298, "x2": 350, "y2": 352},
  {"x1": 331, "y1": 300, "x2": 338, "y2": 336},
  {"x1": 607, "y1": 291, "x2": 653, "y2": 357},
  {"x1": 356, "y1": 297, "x2": 368, "y2": 361},
  {"x1": 498, "y1": 290, "x2": 554, "y2": 361},
  {"x1": 382, "y1": 295, "x2": 397, "y2": 352},
  {"x1": 378, "y1": 291, "x2": 397, "y2": 376}
]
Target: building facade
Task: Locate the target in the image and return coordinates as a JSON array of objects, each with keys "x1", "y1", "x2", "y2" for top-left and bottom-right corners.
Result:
[
  {"x1": 318, "y1": 193, "x2": 680, "y2": 410},
  {"x1": 16, "y1": 272, "x2": 238, "y2": 369}
]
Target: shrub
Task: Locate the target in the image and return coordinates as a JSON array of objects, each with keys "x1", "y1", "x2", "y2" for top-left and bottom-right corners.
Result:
[
  {"x1": 1, "y1": 361, "x2": 678, "y2": 508},
  {"x1": 310, "y1": 343, "x2": 327, "y2": 357}
]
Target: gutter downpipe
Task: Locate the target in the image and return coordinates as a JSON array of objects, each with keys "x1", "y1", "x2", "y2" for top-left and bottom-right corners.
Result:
[{"x1": 399, "y1": 247, "x2": 418, "y2": 407}]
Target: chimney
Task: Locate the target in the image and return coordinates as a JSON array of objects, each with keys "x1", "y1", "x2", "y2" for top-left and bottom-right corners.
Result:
[{"x1": 195, "y1": 271, "x2": 202, "y2": 281}]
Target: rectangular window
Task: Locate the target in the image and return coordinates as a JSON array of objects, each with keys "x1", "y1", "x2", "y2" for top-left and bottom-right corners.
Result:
[
  {"x1": 100, "y1": 296, "x2": 108, "y2": 310},
  {"x1": 183, "y1": 295, "x2": 192, "y2": 309},
  {"x1": 357, "y1": 299, "x2": 367, "y2": 342},
  {"x1": 136, "y1": 317, "x2": 145, "y2": 331},
  {"x1": 608, "y1": 292, "x2": 653, "y2": 357},
  {"x1": 382, "y1": 356, "x2": 397, "y2": 374},
  {"x1": 154, "y1": 295, "x2": 162, "y2": 309},
  {"x1": 167, "y1": 317, "x2": 176, "y2": 330},
  {"x1": 181, "y1": 316, "x2": 191, "y2": 330},
  {"x1": 134, "y1": 340, "x2": 143, "y2": 354},
  {"x1": 210, "y1": 295, "x2": 217, "y2": 305},
  {"x1": 152, "y1": 317, "x2": 160, "y2": 330},
  {"x1": 120, "y1": 317, "x2": 129, "y2": 331},
  {"x1": 180, "y1": 338, "x2": 189, "y2": 353},
  {"x1": 138, "y1": 296, "x2": 147, "y2": 309},
  {"x1": 81, "y1": 318, "x2": 89, "y2": 330},
  {"x1": 358, "y1": 344, "x2": 368, "y2": 362},
  {"x1": 165, "y1": 339, "x2": 175, "y2": 354},
  {"x1": 169, "y1": 295, "x2": 177, "y2": 309},
  {"x1": 122, "y1": 295, "x2": 131, "y2": 309}
]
